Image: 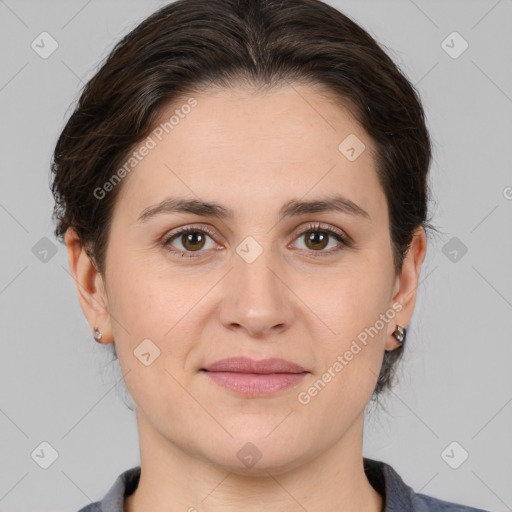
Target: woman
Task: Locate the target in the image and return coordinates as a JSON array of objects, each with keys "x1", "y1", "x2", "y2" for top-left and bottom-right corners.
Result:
[{"x1": 51, "y1": 0, "x2": 489, "y2": 510}]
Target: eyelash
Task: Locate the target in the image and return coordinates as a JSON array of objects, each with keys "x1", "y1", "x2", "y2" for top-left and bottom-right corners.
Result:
[{"x1": 162, "y1": 222, "x2": 350, "y2": 259}]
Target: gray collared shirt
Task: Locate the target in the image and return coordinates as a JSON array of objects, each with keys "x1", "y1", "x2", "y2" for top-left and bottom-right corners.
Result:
[{"x1": 76, "y1": 458, "x2": 490, "y2": 511}]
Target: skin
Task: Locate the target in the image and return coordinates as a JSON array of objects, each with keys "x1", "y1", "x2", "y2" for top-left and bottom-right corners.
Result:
[{"x1": 65, "y1": 82, "x2": 426, "y2": 512}]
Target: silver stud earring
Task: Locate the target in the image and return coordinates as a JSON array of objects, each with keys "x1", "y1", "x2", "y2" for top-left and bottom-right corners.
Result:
[
  {"x1": 93, "y1": 327, "x2": 103, "y2": 342},
  {"x1": 392, "y1": 325, "x2": 406, "y2": 344}
]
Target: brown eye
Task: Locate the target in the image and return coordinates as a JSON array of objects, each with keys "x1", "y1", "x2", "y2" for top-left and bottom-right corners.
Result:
[
  {"x1": 291, "y1": 223, "x2": 348, "y2": 255},
  {"x1": 304, "y1": 230, "x2": 330, "y2": 251},
  {"x1": 163, "y1": 226, "x2": 217, "y2": 257},
  {"x1": 180, "y1": 231, "x2": 207, "y2": 251}
]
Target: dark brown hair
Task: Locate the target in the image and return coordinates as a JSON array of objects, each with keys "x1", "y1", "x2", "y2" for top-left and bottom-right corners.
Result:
[{"x1": 51, "y1": 0, "x2": 434, "y2": 398}]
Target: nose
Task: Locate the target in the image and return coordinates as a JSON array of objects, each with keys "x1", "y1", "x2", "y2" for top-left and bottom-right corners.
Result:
[{"x1": 218, "y1": 243, "x2": 295, "y2": 338}]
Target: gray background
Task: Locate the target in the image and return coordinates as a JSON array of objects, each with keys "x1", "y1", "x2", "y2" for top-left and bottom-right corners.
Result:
[{"x1": 1, "y1": 0, "x2": 511, "y2": 510}]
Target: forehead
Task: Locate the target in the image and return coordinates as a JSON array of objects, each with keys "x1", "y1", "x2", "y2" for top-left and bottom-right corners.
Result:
[{"x1": 113, "y1": 83, "x2": 385, "y2": 223}]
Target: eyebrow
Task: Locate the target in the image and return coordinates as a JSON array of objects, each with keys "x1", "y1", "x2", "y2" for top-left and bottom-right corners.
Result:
[{"x1": 136, "y1": 194, "x2": 371, "y2": 223}]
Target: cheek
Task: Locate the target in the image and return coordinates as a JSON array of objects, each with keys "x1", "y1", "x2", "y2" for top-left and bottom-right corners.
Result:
[
  {"x1": 303, "y1": 259, "x2": 393, "y2": 340},
  {"x1": 106, "y1": 249, "x2": 202, "y2": 338},
  {"x1": 296, "y1": 276, "x2": 390, "y2": 415},
  {"x1": 104, "y1": 264, "x2": 197, "y2": 412},
  {"x1": 294, "y1": 259, "x2": 393, "y2": 404},
  {"x1": 104, "y1": 256, "x2": 223, "y2": 396}
]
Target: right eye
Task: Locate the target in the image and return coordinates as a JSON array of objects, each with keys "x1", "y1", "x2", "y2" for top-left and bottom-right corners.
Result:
[{"x1": 162, "y1": 225, "x2": 219, "y2": 258}]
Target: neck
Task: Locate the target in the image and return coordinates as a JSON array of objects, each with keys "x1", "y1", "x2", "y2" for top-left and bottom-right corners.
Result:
[{"x1": 125, "y1": 411, "x2": 383, "y2": 512}]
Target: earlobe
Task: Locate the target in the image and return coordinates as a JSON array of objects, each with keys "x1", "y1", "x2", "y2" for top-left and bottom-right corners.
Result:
[
  {"x1": 386, "y1": 226, "x2": 427, "y2": 351},
  {"x1": 64, "y1": 228, "x2": 113, "y2": 343}
]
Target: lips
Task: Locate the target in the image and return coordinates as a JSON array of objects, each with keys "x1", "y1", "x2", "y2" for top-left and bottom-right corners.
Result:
[
  {"x1": 201, "y1": 357, "x2": 309, "y2": 397},
  {"x1": 202, "y1": 356, "x2": 307, "y2": 374}
]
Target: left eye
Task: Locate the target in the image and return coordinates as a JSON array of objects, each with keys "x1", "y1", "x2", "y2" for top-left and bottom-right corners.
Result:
[
  {"x1": 291, "y1": 227, "x2": 347, "y2": 253},
  {"x1": 162, "y1": 223, "x2": 348, "y2": 258}
]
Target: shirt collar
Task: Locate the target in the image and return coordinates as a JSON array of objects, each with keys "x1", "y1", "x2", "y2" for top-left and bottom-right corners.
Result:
[
  {"x1": 96, "y1": 458, "x2": 415, "y2": 512},
  {"x1": 364, "y1": 457, "x2": 416, "y2": 511}
]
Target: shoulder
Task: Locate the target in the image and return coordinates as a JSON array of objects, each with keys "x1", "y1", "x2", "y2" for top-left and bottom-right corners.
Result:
[
  {"x1": 75, "y1": 466, "x2": 141, "y2": 512},
  {"x1": 412, "y1": 492, "x2": 490, "y2": 511},
  {"x1": 363, "y1": 458, "x2": 490, "y2": 512},
  {"x1": 76, "y1": 504, "x2": 102, "y2": 512}
]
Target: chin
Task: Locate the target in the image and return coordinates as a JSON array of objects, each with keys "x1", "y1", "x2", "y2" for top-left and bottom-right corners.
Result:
[{"x1": 201, "y1": 433, "x2": 309, "y2": 476}]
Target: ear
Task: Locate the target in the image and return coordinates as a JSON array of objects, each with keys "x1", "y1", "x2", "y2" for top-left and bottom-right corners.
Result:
[
  {"x1": 386, "y1": 226, "x2": 427, "y2": 350},
  {"x1": 64, "y1": 227, "x2": 113, "y2": 344}
]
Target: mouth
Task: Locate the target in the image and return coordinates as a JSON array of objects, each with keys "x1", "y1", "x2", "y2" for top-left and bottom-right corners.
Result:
[{"x1": 200, "y1": 357, "x2": 309, "y2": 397}]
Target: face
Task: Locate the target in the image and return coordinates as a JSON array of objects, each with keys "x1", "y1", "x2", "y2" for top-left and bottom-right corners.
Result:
[{"x1": 70, "y1": 82, "x2": 425, "y2": 474}]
